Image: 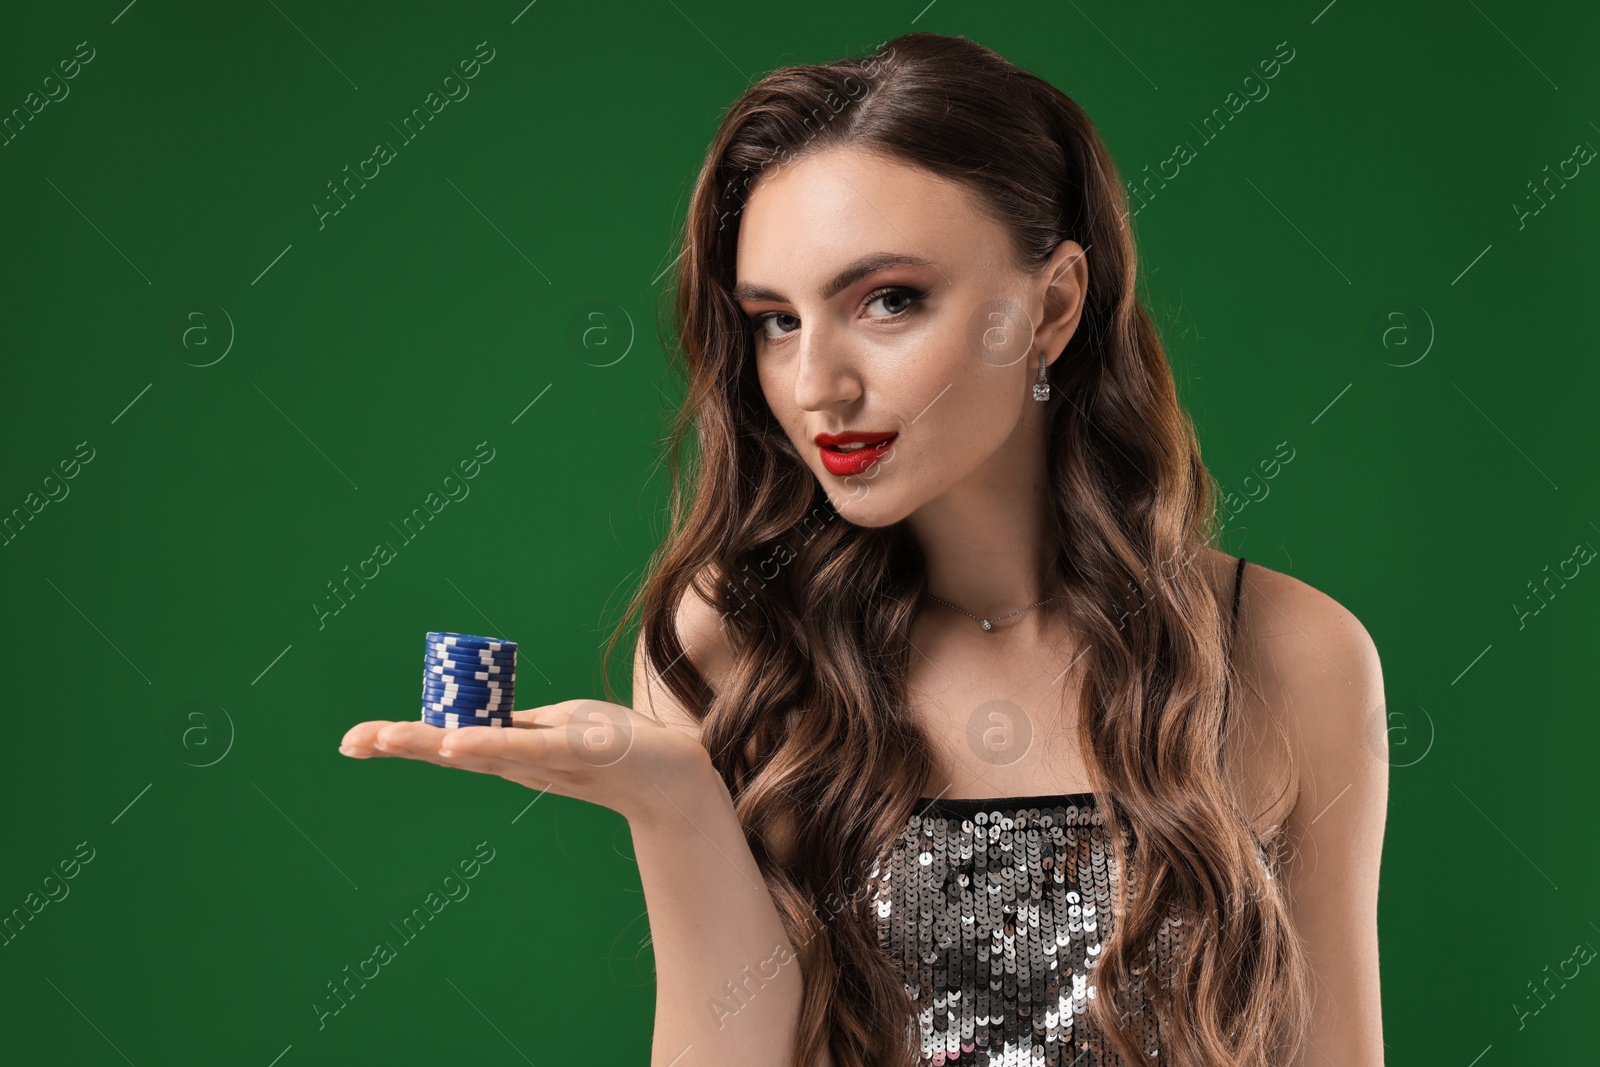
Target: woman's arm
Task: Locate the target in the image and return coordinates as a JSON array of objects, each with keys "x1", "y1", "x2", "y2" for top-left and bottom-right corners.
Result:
[
  {"x1": 627, "y1": 749, "x2": 820, "y2": 1067},
  {"x1": 630, "y1": 586, "x2": 832, "y2": 1067}
]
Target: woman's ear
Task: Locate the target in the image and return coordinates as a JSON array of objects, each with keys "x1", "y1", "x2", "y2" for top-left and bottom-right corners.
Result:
[{"x1": 1035, "y1": 240, "x2": 1089, "y2": 366}]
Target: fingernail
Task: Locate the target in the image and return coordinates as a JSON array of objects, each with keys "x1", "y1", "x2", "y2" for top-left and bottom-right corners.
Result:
[
  {"x1": 339, "y1": 745, "x2": 356, "y2": 757},
  {"x1": 439, "y1": 747, "x2": 455, "y2": 758},
  {"x1": 375, "y1": 741, "x2": 390, "y2": 751}
]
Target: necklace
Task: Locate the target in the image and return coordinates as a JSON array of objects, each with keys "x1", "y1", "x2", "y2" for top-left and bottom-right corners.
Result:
[{"x1": 925, "y1": 592, "x2": 1058, "y2": 631}]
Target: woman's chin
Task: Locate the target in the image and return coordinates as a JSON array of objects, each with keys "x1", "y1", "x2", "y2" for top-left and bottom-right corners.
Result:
[{"x1": 826, "y1": 493, "x2": 910, "y2": 529}]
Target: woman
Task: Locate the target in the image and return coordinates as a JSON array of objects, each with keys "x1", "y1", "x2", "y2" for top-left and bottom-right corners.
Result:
[{"x1": 340, "y1": 32, "x2": 1387, "y2": 1067}]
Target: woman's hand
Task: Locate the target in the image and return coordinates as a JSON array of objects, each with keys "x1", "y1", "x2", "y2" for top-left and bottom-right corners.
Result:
[{"x1": 338, "y1": 700, "x2": 716, "y2": 826}]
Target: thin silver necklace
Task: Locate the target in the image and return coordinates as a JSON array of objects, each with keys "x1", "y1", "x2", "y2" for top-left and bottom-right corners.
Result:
[{"x1": 925, "y1": 592, "x2": 1058, "y2": 631}]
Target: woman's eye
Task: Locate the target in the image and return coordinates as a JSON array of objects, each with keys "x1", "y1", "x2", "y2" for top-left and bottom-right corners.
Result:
[
  {"x1": 750, "y1": 312, "x2": 799, "y2": 340},
  {"x1": 864, "y1": 286, "x2": 927, "y2": 319}
]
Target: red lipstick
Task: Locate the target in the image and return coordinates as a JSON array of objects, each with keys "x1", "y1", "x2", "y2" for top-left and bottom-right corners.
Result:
[{"x1": 814, "y1": 430, "x2": 897, "y2": 476}]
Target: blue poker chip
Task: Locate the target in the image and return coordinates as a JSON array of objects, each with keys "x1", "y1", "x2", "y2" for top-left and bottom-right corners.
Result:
[
  {"x1": 422, "y1": 697, "x2": 508, "y2": 713},
  {"x1": 423, "y1": 681, "x2": 513, "y2": 697},
  {"x1": 420, "y1": 671, "x2": 509, "y2": 688},
  {"x1": 424, "y1": 652, "x2": 515, "y2": 672},
  {"x1": 421, "y1": 681, "x2": 513, "y2": 698},
  {"x1": 423, "y1": 657, "x2": 513, "y2": 674},
  {"x1": 422, "y1": 696, "x2": 513, "y2": 713},
  {"x1": 419, "y1": 694, "x2": 512, "y2": 710},
  {"x1": 423, "y1": 718, "x2": 515, "y2": 729},
  {"x1": 419, "y1": 703, "x2": 512, "y2": 723},
  {"x1": 421, "y1": 682, "x2": 513, "y2": 701},
  {"x1": 419, "y1": 668, "x2": 512, "y2": 684},
  {"x1": 421, "y1": 681, "x2": 513, "y2": 700},
  {"x1": 427, "y1": 631, "x2": 515, "y2": 648},
  {"x1": 422, "y1": 677, "x2": 513, "y2": 694},
  {"x1": 422, "y1": 681, "x2": 508, "y2": 697},
  {"x1": 424, "y1": 636, "x2": 515, "y2": 655},
  {"x1": 423, "y1": 647, "x2": 516, "y2": 667},
  {"x1": 421, "y1": 671, "x2": 510, "y2": 686},
  {"x1": 422, "y1": 659, "x2": 508, "y2": 675},
  {"x1": 426, "y1": 632, "x2": 516, "y2": 653},
  {"x1": 424, "y1": 659, "x2": 515, "y2": 678},
  {"x1": 421, "y1": 698, "x2": 513, "y2": 712},
  {"x1": 421, "y1": 712, "x2": 515, "y2": 728},
  {"x1": 425, "y1": 647, "x2": 515, "y2": 663},
  {"x1": 421, "y1": 682, "x2": 512, "y2": 701},
  {"x1": 421, "y1": 706, "x2": 514, "y2": 721}
]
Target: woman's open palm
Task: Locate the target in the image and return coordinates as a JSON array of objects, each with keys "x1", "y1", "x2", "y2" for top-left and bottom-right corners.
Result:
[{"x1": 338, "y1": 700, "x2": 713, "y2": 824}]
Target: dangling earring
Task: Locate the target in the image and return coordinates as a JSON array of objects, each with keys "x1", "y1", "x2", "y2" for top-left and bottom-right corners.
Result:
[{"x1": 1032, "y1": 350, "x2": 1050, "y2": 401}]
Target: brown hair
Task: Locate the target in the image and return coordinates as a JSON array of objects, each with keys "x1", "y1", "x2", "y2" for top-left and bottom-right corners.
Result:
[{"x1": 603, "y1": 30, "x2": 1311, "y2": 1067}]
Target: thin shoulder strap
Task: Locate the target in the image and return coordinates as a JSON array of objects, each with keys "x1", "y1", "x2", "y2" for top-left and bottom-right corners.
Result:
[
  {"x1": 1230, "y1": 556, "x2": 1247, "y2": 642},
  {"x1": 1222, "y1": 556, "x2": 1247, "y2": 723}
]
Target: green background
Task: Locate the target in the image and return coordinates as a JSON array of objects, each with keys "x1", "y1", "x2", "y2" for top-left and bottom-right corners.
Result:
[{"x1": 2, "y1": 1, "x2": 1595, "y2": 1063}]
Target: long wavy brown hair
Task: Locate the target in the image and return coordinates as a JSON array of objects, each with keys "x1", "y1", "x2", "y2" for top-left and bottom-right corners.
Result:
[{"x1": 602, "y1": 30, "x2": 1312, "y2": 1067}]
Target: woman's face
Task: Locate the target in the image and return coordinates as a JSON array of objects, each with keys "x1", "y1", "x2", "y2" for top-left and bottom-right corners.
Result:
[{"x1": 734, "y1": 145, "x2": 1086, "y2": 527}]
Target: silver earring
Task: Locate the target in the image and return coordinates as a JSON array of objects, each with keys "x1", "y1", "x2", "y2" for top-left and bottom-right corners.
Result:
[{"x1": 1032, "y1": 350, "x2": 1050, "y2": 401}]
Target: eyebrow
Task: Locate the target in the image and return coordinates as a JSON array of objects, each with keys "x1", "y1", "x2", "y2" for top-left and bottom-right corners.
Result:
[{"x1": 733, "y1": 252, "x2": 938, "y2": 305}]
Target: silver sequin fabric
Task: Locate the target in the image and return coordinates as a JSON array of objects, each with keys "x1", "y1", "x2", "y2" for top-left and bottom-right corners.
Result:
[{"x1": 869, "y1": 793, "x2": 1174, "y2": 1066}]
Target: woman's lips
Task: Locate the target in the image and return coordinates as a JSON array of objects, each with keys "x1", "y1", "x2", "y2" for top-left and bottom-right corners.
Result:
[{"x1": 817, "y1": 434, "x2": 896, "y2": 476}]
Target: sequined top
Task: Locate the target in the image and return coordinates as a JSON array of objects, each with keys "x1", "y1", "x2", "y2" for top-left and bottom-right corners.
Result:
[
  {"x1": 870, "y1": 558, "x2": 1247, "y2": 1065},
  {"x1": 869, "y1": 791, "x2": 1173, "y2": 1066}
]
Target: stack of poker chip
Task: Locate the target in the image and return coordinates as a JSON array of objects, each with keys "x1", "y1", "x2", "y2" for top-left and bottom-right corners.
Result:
[{"x1": 420, "y1": 632, "x2": 516, "y2": 728}]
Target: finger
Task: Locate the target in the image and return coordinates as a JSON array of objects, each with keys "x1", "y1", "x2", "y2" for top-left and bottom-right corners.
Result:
[
  {"x1": 368, "y1": 720, "x2": 462, "y2": 764},
  {"x1": 434, "y1": 719, "x2": 583, "y2": 775},
  {"x1": 438, "y1": 714, "x2": 632, "y2": 782},
  {"x1": 423, "y1": 722, "x2": 575, "y2": 793},
  {"x1": 340, "y1": 719, "x2": 403, "y2": 758},
  {"x1": 439, "y1": 720, "x2": 550, "y2": 758},
  {"x1": 507, "y1": 706, "x2": 573, "y2": 728},
  {"x1": 433, "y1": 735, "x2": 548, "y2": 786},
  {"x1": 355, "y1": 719, "x2": 543, "y2": 784},
  {"x1": 502, "y1": 698, "x2": 626, "y2": 729}
]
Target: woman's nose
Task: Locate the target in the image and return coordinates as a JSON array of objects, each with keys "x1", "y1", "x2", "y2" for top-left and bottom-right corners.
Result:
[{"x1": 791, "y1": 325, "x2": 861, "y2": 411}]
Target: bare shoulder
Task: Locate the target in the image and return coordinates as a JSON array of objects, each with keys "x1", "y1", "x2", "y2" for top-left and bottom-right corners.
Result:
[
  {"x1": 631, "y1": 565, "x2": 735, "y2": 743},
  {"x1": 1220, "y1": 557, "x2": 1390, "y2": 1061},
  {"x1": 1221, "y1": 554, "x2": 1387, "y2": 832}
]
